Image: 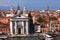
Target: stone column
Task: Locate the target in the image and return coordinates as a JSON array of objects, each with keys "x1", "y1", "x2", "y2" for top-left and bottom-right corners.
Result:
[
  {"x1": 25, "y1": 21, "x2": 29, "y2": 35},
  {"x1": 15, "y1": 21, "x2": 18, "y2": 34},
  {"x1": 50, "y1": 21, "x2": 52, "y2": 31},
  {"x1": 10, "y1": 21, "x2": 13, "y2": 35},
  {"x1": 21, "y1": 21, "x2": 24, "y2": 34}
]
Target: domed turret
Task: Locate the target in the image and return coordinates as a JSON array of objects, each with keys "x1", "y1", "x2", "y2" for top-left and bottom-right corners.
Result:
[
  {"x1": 23, "y1": 6, "x2": 27, "y2": 11},
  {"x1": 6, "y1": 6, "x2": 14, "y2": 17},
  {"x1": 10, "y1": 7, "x2": 13, "y2": 11},
  {"x1": 23, "y1": 6, "x2": 28, "y2": 16},
  {"x1": 23, "y1": 6, "x2": 28, "y2": 14},
  {"x1": 10, "y1": 5, "x2": 14, "y2": 14}
]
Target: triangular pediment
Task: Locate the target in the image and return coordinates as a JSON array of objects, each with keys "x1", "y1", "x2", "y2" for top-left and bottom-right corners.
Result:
[{"x1": 11, "y1": 14, "x2": 28, "y2": 18}]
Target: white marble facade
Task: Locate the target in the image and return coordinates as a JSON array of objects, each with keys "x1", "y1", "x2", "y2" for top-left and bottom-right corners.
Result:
[
  {"x1": 10, "y1": 6, "x2": 29, "y2": 35},
  {"x1": 10, "y1": 18, "x2": 29, "y2": 35}
]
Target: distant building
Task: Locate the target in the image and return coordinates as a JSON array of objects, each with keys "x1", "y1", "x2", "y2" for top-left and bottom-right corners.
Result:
[
  {"x1": 0, "y1": 5, "x2": 60, "y2": 35},
  {"x1": 0, "y1": 17, "x2": 10, "y2": 34},
  {"x1": 6, "y1": 7, "x2": 15, "y2": 17},
  {"x1": 48, "y1": 20, "x2": 60, "y2": 32}
]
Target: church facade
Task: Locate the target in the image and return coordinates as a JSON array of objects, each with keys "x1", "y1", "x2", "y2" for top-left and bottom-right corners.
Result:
[
  {"x1": 10, "y1": 16, "x2": 29, "y2": 35},
  {"x1": 10, "y1": 6, "x2": 34, "y2": 35}
]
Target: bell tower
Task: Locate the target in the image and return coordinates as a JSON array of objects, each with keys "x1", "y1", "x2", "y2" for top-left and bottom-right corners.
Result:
[
  {"x1": 17, "y1": 5, "x2": 21, "y2": 15},
  {"x1": 46, "y1": 5, "x2": 49, "y2": 11}
]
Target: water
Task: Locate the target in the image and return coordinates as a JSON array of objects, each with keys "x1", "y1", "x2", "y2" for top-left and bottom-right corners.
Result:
[
  {"x1": 7, "y1": 37, "x2": 42, "y2": 40},
  {"x1": 53, "y1": 35, "x2": 60, "y2": 40},
  {"x1": 3, "y1": 35, "x2": 60, "y2": 40}
]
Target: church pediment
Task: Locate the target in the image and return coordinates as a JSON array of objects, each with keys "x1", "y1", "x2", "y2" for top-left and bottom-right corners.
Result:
[{"x1": 12, "y1": 14, "x2": 28, "y2": 18}]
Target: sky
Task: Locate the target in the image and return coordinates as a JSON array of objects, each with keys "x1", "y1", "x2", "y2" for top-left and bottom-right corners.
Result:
[{"x1": 0, "y1": 0, "x2": 60, "y2": 10}]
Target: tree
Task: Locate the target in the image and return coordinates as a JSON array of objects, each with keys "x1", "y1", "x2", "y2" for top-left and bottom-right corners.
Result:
[
  {"x1": 37, "y1": 17, "x2": 46, "y2": 23},
  {"x1": 0, "y1": 13, "x2": 3, "y2": 16},
  {"x1": 49, "y1": 16, "x2": 57, "y2": 21}
]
